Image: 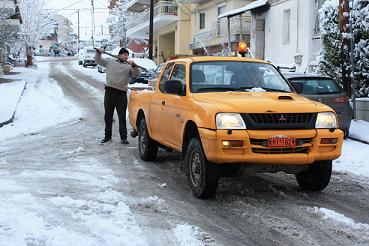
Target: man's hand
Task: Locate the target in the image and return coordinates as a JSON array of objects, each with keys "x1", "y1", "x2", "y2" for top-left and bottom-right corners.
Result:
[
  {"x1": 95, "y1": 48, "x2": 104, "y2": 53},
  {"x1": 127, "y1": 59, "x2": 137, "y2": 67}
]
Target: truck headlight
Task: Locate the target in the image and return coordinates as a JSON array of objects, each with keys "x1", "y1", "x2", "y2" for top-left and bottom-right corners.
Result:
[
  {"x1": 216, "y1": 113, "x2": 246, "y2": 129},
  {"x1": 315, "y1": 112, "x2": 337, "y2": 129}
]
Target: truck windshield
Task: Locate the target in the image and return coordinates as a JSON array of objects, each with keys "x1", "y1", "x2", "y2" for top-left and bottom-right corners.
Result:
[{"x1": 190, "y1": 61, "x2": 292, "y2": 93}]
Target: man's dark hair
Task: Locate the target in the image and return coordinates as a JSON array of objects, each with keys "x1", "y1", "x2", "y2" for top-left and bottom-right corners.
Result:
[{"x1": 118, "y1": 48, "x2": 129, "y2": 55}]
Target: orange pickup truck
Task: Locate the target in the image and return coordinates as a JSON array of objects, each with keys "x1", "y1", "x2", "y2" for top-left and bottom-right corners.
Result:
[{"x1": 128, "y1": 56, "x2": 343, "y2": 199}]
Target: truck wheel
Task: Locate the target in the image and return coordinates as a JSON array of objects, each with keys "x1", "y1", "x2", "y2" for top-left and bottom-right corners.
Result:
[
  {"x1": 296, "y1": 160, "x2": 332, "y2": 191},
  {"x1": 139, "y1": 119, "x2": 158, "y2": 161},
  {"x1": 185, "y1": 138, "x2": 219, "y2": 199}
]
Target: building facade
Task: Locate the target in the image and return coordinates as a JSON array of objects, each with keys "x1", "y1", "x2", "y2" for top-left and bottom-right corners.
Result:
[
  {"x1": 250, "y1": 0, "x2": 326, "y2": 72},
  {"x1": 0, "y1": 0, "x2": 22, "y2": 63},
  {"x1": 125, "y1": 0, "x2": 193, "y2": 63}
]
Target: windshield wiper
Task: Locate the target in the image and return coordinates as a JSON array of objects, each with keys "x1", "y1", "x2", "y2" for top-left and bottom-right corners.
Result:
[
  {"x1": 237, "y1": 87, "x2": 290, "y2": 92},
  {"x1": 196, "y1": 87, "x2": 239, "y2": 92}
]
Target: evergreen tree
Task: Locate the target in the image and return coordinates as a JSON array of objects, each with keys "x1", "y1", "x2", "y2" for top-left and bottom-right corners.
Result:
[
  {"x1": 318, "y1": 1, "x2": 343, "y2": 86},
  {"x1": 318, "y1": 0, "x2": 369, "y2": 93},
  {"x1": 352, "y1": 0, "x2": 369, "y2": 90}
]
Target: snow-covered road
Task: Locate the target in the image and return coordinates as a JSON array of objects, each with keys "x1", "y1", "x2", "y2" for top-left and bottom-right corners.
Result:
[{"x1": 1, "y1": 58, "x2": 369, "y2": 245}]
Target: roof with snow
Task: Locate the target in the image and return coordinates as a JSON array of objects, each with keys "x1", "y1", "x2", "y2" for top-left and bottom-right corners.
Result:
[{"x1": 218, "y1": 0, "x2": 269, "y2": 19}]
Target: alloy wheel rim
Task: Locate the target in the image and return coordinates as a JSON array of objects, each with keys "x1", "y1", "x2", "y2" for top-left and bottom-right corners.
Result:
[
  {"x1": 190, "y1": 149, "x2": 201, "y2": 187},
  {"x1": 140, "y1": 127, "x2": 147, "y2": 153}
]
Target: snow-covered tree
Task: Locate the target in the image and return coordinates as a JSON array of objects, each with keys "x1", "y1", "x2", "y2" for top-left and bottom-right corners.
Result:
[
  {"x1": 318, "y1": 1, "x2": 343, "y2": 85},
  {"x1": 318, "y1": 0, "x2": 369, "y2": 93},
  {"x1": 0, "y1": 8, "x2": 17, "y2": 52},
  {"x1": 352, "y1": 0, "x2": 369, "y2": 90},
  {"x1": 108, "y1": 0, "x2": 135, "y2": 48},
  {"x1": 19, "y1": 0, "x2": 56, "y2": 66}
]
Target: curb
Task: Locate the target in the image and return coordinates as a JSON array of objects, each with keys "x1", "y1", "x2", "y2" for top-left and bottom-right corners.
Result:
[
  {"x1": 0, "y1": 81, "x2": 28, "y2": 127},
  {"x1": 348, "y1": 136, "x2": 369, "y2": 145}
]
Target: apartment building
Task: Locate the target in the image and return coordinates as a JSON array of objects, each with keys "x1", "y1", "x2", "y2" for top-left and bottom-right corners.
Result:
[
  {"x1": 125, "y1": 0, "x2": 192, "y2": 64},
  {"x1": 0, "y1": 0, "x2": 22, "y2": 63},
  {"x1": 190, "y1": 0, "x2": 255, "y2": 55},
  {"x1": 248, "y1": 0, "x2": 326, "y2": 72}
]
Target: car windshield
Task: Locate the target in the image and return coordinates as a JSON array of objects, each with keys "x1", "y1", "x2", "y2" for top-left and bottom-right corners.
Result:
[
  {"x1": 86, "y1": 49, "x2": 95, "y2": 53},
  {"x1": 190, "y1": 61, "x2": 292, "y2": 93},
  {"x1": 289, "y1": 78, "x2": 341, "y2": 94}
]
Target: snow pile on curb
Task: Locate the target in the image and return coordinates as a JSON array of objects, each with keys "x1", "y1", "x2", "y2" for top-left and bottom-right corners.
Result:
[
  {"x1": 0, "y1": 63, "x2": 83, "y2": 141},
  {"x1": 0, "y1": 80, "x2": 27, "y2": 126}
]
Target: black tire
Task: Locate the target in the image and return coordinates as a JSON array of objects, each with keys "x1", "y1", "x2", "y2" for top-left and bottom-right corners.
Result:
[
  {"x1": 138, "y1": 118, "x2": 158, "y2": 161},
  {"x1": 344, "y1": 129, "x2": 350, "y2": 139},
  {"x1": 296, "y1": 160, "x2": 332, "y2": 191},
  {"x1": 83, "y1": 62, "x2": 86, "y2": 67},
  {"x1": 185, "y1": 138, "x2": 219, "y2": 199}
]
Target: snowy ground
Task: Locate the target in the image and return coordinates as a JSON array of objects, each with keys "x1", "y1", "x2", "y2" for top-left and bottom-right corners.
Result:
[{"x1": 1, "y1": 59, "x2": 369, "y2": 245}]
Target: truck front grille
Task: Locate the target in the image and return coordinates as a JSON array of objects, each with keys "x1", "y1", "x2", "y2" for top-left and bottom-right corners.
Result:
[
  {"x1": 241, "y1": 113, "x2": 317, "y2": 130},
  {"x1": 250, "y1": 138, "x2": 312, "y2": 154}
]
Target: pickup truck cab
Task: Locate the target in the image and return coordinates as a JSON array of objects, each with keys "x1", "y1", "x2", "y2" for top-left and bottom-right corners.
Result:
[{"x1": 128, "y1": 56, "x2": 343, "y2": 199}]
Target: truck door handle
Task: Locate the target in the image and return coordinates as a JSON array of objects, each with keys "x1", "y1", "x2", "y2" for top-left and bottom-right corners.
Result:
[{"x1": 162, "y1": 101, "x2": 165, "y2": 105}]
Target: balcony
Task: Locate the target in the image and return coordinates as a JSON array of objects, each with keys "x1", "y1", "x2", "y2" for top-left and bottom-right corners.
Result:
[
  {"x1": 126, "y1": 1, "x2": 178, "y2": 39},
  {"x1": 309, "y1": 36, "x2": 322, "y2": 66},
  {"x1": 190, "y1": 16, "x2": 251, "y2": 50},
  {"x1": 126, "y1": 0, "x2": 150, "y2": 13},
  {"x1": 0, "y1": 0, "x2": 15, "y2": 9}
]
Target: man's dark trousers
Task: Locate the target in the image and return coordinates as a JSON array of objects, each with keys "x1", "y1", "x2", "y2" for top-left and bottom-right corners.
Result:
[{"x1": 104, "y1": 86, "x2": 127, "y2": 140}]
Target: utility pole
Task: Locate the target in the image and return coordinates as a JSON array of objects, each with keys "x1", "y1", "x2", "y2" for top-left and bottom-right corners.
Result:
[
  {"x1": 348, "y1": 0, "x2": 356, "y2": 119},
  {"x1": 77, "y1": 10, "x2": 80, "y2": 43},
  {"x1": 91, "y1": 0, "x2": 95, "y2": 47},
  {"x1": 338, "y1": 0, "x2": 351, "y2": 96},
  {"x1": 77, "y1": 10, "x2": 80, "y2": 51},
  {"x1": 149, "y1": 0, "x2": 153, "y2": 59}
]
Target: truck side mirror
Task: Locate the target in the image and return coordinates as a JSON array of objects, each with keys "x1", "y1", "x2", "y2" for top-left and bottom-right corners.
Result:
[
  {"x1": 290, "y1": 81, "x2": 304, "y2": 94},
  {"x1": 164, "y1": 80, "x2": 183, "y2": 95}
]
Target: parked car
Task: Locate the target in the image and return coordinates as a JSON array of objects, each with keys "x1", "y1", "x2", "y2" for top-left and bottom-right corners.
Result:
[
  {"x1": 129, "y1": 58, "x2": 157, "y2": 84},
  {"x1": 81, "y1": 47, "x2": 97, "y2": 67},
  {"x1": 284, "y1": 73, "x2": 353, "y2": 137},
  {"x1": 150, "y1": 63, "x2": 164, "y2": 80},
  {"x1": 78, "y1": 49, "x2": 84, "y2": 65}
]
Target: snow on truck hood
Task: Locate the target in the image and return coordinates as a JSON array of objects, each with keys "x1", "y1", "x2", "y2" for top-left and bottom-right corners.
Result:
[{"x1": 191, "y1": 91, "x2": 333, "y2": 113}]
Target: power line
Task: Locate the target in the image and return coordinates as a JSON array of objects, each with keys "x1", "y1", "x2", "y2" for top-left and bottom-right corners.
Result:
[
  {"x1": 48, "y1": 0, "x2": 85, "y2": 13},
  {"x1": 46, "y1": 7, "x2": 109, "y2": 11}
]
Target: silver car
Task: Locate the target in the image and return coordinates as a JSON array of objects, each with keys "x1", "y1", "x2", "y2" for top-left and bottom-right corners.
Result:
[{"x1": 284, "y1": 73, "x2": 353, "y2": 137}]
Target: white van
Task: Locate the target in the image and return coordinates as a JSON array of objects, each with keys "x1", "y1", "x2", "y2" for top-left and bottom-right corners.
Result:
[{"x1": 81, "y1": 47, "x2": 97, "y2": 67}]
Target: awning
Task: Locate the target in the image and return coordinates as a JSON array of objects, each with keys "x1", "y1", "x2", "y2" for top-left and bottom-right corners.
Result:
[{"x1": 218, "y1": 0, "x2": 268, "y2": 19}]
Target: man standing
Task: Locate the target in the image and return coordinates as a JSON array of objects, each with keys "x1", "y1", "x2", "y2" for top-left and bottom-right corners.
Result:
[{"x1": 95, "y1": 47, "x2": 141, "y2": 144}]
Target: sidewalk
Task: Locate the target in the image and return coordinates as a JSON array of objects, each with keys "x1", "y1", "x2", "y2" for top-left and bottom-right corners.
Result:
[{"x1": 0, "y1": 70, "x2": 27, "y2": 127}]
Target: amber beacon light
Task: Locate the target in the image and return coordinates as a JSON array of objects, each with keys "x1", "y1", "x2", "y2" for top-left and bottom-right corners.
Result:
[{"x1": 237, "y1": 41, "x2": 248, "y2": 57}]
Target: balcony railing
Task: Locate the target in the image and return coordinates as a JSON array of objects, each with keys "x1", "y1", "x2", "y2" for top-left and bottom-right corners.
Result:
[
  {"x1": 210, "y1": 17, "x2": 251, "y2": 38},
  {"x1": 126, "y1": 1, "x2": 178, "y2": 31},
  {"x1": 192, "y1": 16, "x2": 251, "y2": 46}
]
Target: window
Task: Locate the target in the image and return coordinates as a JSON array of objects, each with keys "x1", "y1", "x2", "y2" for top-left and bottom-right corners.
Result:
[
  {"x1": 199, "y1": 12, "x2": 205, "y2": 30},
  {"x1": 217, "y1": 5, "x2": 226, "y2": 36},
  {"x1": 170, "y1": 64, "x2": 186, "y2": 95},
  {"x1": 283, "y1": 9, "x2": 291, "y2": 45},
  {"x1": 190, "y1": 61, "x2": 292, "y2": 93},
  {"x1": 314, "y1": 0, "x2": 327, "y2": 35},
  {"x1": 289, "y1": 78, "x2": 341, "y2": 94},
  {"x1": 159, "y1": 62, "x2": 174, "y2": 93},
  {"x1": 170, "y1": 64, "x2": 186, "y2": 84}
]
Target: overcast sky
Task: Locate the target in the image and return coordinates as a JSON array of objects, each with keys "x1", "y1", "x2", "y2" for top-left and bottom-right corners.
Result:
[{"x1": 47, "y1": 0, "x2": 110, "y2": 40}]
